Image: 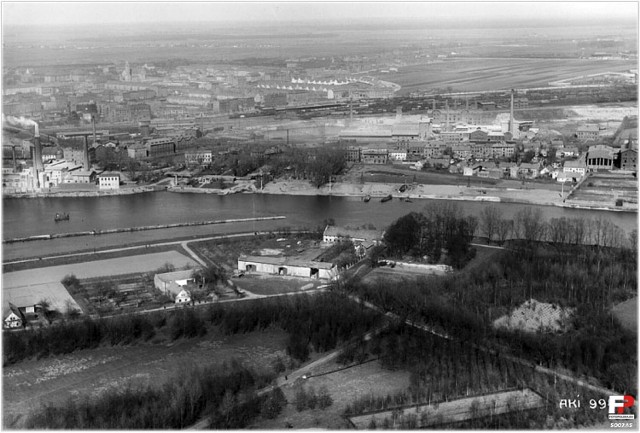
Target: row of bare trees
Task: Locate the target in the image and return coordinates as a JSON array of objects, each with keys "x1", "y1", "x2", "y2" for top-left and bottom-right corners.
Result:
[{"x1": 480, "y1": 206, "x2": 634, "y2": 249}]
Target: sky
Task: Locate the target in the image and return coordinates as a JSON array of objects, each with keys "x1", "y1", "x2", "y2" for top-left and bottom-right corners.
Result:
[{"x1": 2, "y1": 1, "x2": 638, "y2": 27}]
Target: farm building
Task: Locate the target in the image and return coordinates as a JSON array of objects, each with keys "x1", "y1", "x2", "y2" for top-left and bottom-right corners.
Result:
[
  {"x1": 154, "y1": 269, "x2": 199, "y2": 297},
  {"x1": 3, "y1": 301, "x2": 50, "y2": 329},
  {"x1": 3, "y1": 303, "x2": 25, "y2": 329},
  {"x1": 175, "y1": 289, "x2": 192, "y2": 304},
  {"x1": 238, "y1": 255, "x2": 337, "y2": 280},
  {"x1": 322, "y1": 225, "x2": 384, "y2": 249}
]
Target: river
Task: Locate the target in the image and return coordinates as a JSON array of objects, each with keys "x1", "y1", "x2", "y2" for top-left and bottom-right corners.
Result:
[{"x1": 2, "y1": 191, "x2": 637, "y2": 261}]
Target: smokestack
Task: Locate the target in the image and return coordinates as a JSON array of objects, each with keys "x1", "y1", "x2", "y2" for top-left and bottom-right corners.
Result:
[
  {"x1": 92, "y1": 115, "x2": 97, "y2": 146},
  {"x1": 83, "y1": 136, "x2": 90, "y2": 171},
  {"x1": 466, "y1": 97, "x2": 469, "y2": 110},
  {"x1": 12, "y1": 145, "x2": 17, "y2": 172},
  {"x1": 510, "y1": 89, "x2": 515, "y2": 135},
  {"x1": 33, "y1": 125, "x2": 43, "y2": 172}
]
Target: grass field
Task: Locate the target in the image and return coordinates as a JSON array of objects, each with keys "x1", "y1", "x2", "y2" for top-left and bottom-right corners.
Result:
[
  {"x1": 249, "y1": 358, "x2": 411, "y2": 429},
  {"x1": 3, "y1": 251, "x2": 198, "y2": 290},
  {"x1": 348, "y1": 388, "x2": 546, "y2": 428},
  {"x1": 2, "y1": 327, "x2": 290, "y2": 429},
  {"x1": 612, "y1": 297, "x2": 638, "y2": 333},
  {"x1": 232, "y1": 274, "x2": 322, "y2": 296}
]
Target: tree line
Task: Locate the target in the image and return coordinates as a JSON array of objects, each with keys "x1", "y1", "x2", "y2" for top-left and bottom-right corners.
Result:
[
  {"x1": 4, "y1": 292, "x2": 380, "y2": 366},
  {"x1": 343, "y1": 323, "x2": 610, "y2": 429},
  {"x1": 383, "y1": 204, "x2": 478, "y2": 269},
  {"x1": 479, "y1": 206, "x2": 634, "y2": 249},
  {"x1": 25, "y1": 359, "x2": 284, "y2": 429},
  {"x1": 340, "y1": 240, "x2": 637, "y2": 396}
]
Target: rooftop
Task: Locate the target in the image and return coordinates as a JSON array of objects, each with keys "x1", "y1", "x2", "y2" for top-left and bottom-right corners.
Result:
[{"x1": 238, "y1": 255, "x2": 334, "y2": 270}]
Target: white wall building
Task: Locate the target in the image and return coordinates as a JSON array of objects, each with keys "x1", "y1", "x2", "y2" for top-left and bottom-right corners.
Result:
[{"x1": 98, "y1": 172, "x2": 120, "y2": 190}]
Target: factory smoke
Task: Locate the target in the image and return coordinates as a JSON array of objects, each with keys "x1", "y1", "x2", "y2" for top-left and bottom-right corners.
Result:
[{"x1": 3, "y1": 114, "x2": 39, "y2": 136}]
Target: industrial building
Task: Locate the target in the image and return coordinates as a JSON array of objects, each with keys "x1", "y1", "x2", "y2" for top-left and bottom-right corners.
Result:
[
  {"x1": 586, "y1": 145, "x2": 618, "y2": 170},
  {"x1": 237, "y1": 255, "x2": 337, "y2": 280}
]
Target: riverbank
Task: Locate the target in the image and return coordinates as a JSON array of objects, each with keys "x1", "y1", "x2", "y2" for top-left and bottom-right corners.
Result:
[
  {"x1": 2, "y1": 185, "x2": 163, "y2": 199},
  {"x1": 255, "y1": 179, "x2": 638, "y2": 212}
]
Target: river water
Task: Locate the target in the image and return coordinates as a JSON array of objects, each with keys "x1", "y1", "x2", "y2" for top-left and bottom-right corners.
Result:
[{"x1": 2, "y1": 191, "x2": 637, "y2": 261}]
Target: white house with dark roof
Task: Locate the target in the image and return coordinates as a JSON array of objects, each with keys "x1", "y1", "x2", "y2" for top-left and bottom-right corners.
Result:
[
  {"x1": 98, "y1": 172, "x2": 120, "y2": 190},
  {"x1": 322, "y1": 225, "x2": 383, "y2": 250}
]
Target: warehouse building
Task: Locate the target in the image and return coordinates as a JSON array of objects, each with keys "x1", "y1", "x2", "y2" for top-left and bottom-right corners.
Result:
[{"x1": 237, "y1": 255, "x2": 337, "y2": 280}]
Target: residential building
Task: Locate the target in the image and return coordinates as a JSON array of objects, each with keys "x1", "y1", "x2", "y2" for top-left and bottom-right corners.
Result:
[
  {"x1": 576, "y1": 124, "x2": 600, "y2": 141},
  {"x1": 491, "y1": 142, "x2": 516, "y2": 159},
  {"x1": 185, "y1": 150, "x2": 213, "y2": 167},
  {"x1": 451, "y1": 144, "x2": 472, "y2": 160},
  {"x1": 346, "y1": 146, "x2": 361, "y2": 163},
  {"x1": 620, "y1": 147, "x2": 638, "y2": 171},
  {"x1": 563, "y1": 158, "x2": 587, "y2": 177},
  {"x1": 322, "y1": 225, "x2": 383, "y2": 249},
  {"x1": 98, "y1": 172, "x2": 120, "y2": 190},
  {"x1": 517, "y1": 162, "x2": 541, "y2": 179},
  {"x1": 389, "y1": 148, "x2": 407, "y2": 161},
  {"x1": 361, "y1": 148, "x2": 388, "y2": 165},
  {"x1": 66, "y1": 170, "x2": 96, "y2": 184},
  {"x1": 154, "y1": 270, "x2": 198, "y2": 297}
]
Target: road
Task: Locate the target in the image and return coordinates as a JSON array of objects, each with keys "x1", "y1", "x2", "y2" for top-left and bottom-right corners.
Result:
[{"x1": 186, "y1": 324, "x2": 386, "y2": 430}]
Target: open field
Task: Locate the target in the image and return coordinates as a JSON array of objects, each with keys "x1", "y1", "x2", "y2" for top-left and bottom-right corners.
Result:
[
  {"x1": 232, "y1": 274, "x2": 322, "y2": 296},
  {"x1": 249, "y1": 358, "x2": 411, "y2": 429},
  {"x1": 3, "y1": 251, "x2": 198, "y2": 289},
  {"x1": 612, "y1": 297, "x2": 638, "y2": 333},
  {"x1": 388, "y1": 58, "x2": 636, "y2": 94},
  {"x1": 348, "y1": 388, "x2": 546, "y2": 428},
  {"x1": 2, "y1": 327, "x2": 289, "y2": 429}
]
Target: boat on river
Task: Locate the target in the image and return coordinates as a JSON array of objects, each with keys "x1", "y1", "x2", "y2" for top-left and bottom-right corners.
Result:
[
  {"x1": 363, "y1": 194, "x2": 371, "y2": 202},
  {"x1": 381, "y1": 194, "x2": 393, "y2": 203},
  {"x1": 54, "y1": 212, "x2": 70, "y2": 222}
]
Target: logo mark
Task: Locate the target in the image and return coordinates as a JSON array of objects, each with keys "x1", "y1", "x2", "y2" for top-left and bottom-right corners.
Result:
[{"x1": 609, "y1": 395, "x2": 635, "y2": 420}]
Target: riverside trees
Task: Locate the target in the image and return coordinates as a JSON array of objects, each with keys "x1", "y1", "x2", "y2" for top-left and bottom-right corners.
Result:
[{"x1": 383, "y1": 204, "x2": 477, "y2": 268}]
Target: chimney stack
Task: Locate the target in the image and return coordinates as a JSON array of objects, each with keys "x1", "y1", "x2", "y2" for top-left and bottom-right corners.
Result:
[
  {"x1": 33, "y1": 124, "x2": 43, "y2": 172},
  {"x1": 83, "y1": 136, "x2": 91, "y2": 171},
  {"x1": 12, "y1": 145, "x2": 17, "y2": 172},
  {"x1": 510, "y1": 89, "x2": 515, "y2": 136}
]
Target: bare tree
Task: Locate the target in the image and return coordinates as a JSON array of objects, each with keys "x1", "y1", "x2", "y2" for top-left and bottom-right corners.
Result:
[
  {"x1": 480, "y1": 206, "x2": 502, "y2": 243},
  {"x1": 496, "y1": 218, "x2": 513, "y2": 245},
  {"x1": 514, "y1": 208, "x2": 546, "y2": 244}
]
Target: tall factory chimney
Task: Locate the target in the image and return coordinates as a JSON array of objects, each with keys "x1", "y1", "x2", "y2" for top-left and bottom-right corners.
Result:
[
  {"x1": 466, "y1": 97, "x2": 469, "y2": 110},
  {"x1": 33, "y1": 123, "x2": 43, "y2": 172},
  {"x1": 92, "y1": 115, "x2": 98, "y2": 146},
  {"x1": 432, "y1": 99, "x2": 436, "y2": 111},
  {"x1": 83, "y1": 136, "x2": 91, "y2": 171},
  {"x1": 510, "y1": 89, "x2": 515, "y2": 135}
]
